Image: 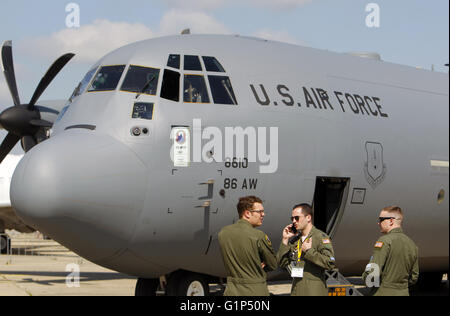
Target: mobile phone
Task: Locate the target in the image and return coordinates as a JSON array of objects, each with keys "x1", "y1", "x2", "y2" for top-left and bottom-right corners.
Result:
[{"x1": 290, "y1": 224, "x2": 297, "y2": 234}]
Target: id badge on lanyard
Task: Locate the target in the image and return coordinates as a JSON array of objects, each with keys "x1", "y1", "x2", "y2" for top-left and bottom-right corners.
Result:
[
  {"x1": 290, "y1": 239, "x2": 305, "y2": 278},
  {"x1": 290, "y1": 263, "x2": 304, "y2": 278}
]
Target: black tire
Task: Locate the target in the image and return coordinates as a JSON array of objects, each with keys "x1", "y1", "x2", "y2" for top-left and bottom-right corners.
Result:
[
  {"x1": 0, "y1": 234, "x2": 10, "y2": 255},
  {"x1": 135, "y1": 278, "x2": 159, "y2": 296},
  {"x1": 166, "y1": 271, "x2": 210, "y2": 296}
]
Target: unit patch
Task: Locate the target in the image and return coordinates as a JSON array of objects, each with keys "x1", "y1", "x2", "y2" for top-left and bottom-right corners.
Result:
[{"x1": 265, "y1": 235, "x2": 272, "y2": 247}]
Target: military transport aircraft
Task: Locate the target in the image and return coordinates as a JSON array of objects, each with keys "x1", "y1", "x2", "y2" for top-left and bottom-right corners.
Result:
[{"x1": 1, "y1": 35, "x2": 448, "y2": 296}]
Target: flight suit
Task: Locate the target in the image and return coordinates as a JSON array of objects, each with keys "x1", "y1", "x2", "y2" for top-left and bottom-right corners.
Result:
[
  {"x1": 277, "y1": 226, "x2": 335, "y2": 296},
  {"x1": 362, "y1": 227, "x2": 419, "y2": 296},
  {"x1": 218, "y1": 219, "x2": 278, "y2": 296}
]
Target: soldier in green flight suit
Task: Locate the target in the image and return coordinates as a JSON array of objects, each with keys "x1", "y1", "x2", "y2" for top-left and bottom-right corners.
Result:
[
  {"x1": 277, "y1": 203, "x2": 336, "y2": 296},
  {"x1": 218, "y1": 196, "x2": 278, "y2": 296},
  {"x1": 362, "y1": 206, "x2": 419, "y2": 296}
]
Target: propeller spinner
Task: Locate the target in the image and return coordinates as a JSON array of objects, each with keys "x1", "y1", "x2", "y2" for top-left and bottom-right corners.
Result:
[{"x1": 0, "y1": 40, "x2": 74, "y2": 163}]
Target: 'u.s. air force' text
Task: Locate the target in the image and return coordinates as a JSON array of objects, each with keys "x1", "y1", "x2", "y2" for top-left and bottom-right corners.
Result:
[{"x1": 250, "y1": 84, "x2": 388, "y2": 118}]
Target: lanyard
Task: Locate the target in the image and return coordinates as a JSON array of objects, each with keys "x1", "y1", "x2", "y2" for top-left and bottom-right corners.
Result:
[{"x1": 296, "y1": 237, "x2": 309, "y2": 263}]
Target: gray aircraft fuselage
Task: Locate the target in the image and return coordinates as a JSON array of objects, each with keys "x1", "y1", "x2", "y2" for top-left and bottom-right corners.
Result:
[{"x1": 11, "y1": 35, "x2": 449, "y2": 279}]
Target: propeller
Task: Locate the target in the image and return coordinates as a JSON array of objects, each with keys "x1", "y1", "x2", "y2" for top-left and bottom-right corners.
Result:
[{"x1": 0, "y1": 40, "x2": 74, "y2": 164}]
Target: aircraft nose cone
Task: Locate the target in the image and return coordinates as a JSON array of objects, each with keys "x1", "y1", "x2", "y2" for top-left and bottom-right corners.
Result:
[{"x1": 11, "y1": 130, "x2": 148, "y2": 262}]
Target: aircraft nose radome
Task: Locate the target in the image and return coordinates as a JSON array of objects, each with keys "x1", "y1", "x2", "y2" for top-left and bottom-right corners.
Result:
[{"x1": 11, "y1": 130, "x2": 148, "y2": 262}]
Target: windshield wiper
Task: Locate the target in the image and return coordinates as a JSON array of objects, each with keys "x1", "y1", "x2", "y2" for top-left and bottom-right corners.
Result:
[
  {"x1": 135, "y1": 75, "x2": 156, "y2": 99},
  {"x1": 221, "y1": 79, "x2": 237, "y2": 105}
]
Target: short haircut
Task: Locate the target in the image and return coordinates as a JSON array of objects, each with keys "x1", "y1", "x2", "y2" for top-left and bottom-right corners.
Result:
[
  {"x1": 237, "y1": 196, "x2": 263, "y2": 218},
  {"x1": 382, "y1": 206, "x2": 403, "y2": 221},
  {"x1": 293, "y1": 203, "x2": 313, "y2": 220}
]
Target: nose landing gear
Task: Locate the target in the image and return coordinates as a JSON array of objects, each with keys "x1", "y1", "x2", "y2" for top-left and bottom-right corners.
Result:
[
  {"x1": 135, "y1": 271, "x2": 211, "y2": 296},
  {"x1": 135, "y1": 278, "x2": 160, "y2": 296}
]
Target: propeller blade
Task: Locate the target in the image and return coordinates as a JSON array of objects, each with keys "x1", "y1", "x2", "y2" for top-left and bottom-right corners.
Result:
[
  {"x1": 30, "y1": 119, "x2": 53, "y2": 128},
  {"x1": 0, "y1": 132, "x2": 20, "y2": 164},
  {"x1": 1, "y1": 41, "x2": 21, "y2": 107},
  {"x1": 28, "y1": 53, "x2": 75, "y2": 109},
  {"x1": 21, "y1": 135, "x2": 37, "y2": 152}
]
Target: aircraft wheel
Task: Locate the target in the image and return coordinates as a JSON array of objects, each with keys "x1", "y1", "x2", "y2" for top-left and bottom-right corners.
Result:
[
  {"x1": 0, "y1": 234, "x2": 11, "y2": 255},
  {"x1": 135, "y1": 278, "x2": 159, "y2": 296},
  {"x1": 1, "y1": 234, "x2": 10, "y2": 255},
  {"x1": 0, "y1": 235, "x2": 5, "y2": 254},
  {"x1": 166, "y1": 271, "x2": 209, "y2": 296}
]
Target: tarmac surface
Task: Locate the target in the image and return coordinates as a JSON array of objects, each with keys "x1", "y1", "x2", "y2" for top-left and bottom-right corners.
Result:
[
  {"x1": 0, "y1": 231, "x2": 136, "y2": 296},
  {"x1": 0, "y1": 232, "x2": 448, "y2": 296}
]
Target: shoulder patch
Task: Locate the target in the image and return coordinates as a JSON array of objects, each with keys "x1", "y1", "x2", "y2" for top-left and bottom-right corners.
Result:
[
  {"x1": 374, "y1": 241, "x2": 384, "y2": 248},
  {"x1": 265, "y1": 234, "x2": 272, "y2": 247},
  {"x1": 322, "y1": 238, "x2": 331, "y2": 244}
]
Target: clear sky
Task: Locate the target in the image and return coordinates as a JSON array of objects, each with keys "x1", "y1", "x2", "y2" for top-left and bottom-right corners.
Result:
[{"x1": 0, "y1": 0, "x2": 448, "y2": 153}]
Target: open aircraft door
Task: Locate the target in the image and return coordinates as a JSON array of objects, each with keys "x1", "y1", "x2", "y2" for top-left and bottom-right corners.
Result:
[{"x1": 312, "y1": 177, "x2": 351, "y2": 238}]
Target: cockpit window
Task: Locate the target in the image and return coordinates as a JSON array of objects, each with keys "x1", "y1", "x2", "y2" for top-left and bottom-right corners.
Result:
[
  {"x1": 121, "y1": 66, "x2": 160, "y2": 95},
  {"x1": 208, "y1": 75, "x2": 237, "y2": 105},
  {"x1": 184, "y1": 55, "x2": 202, "y2": 71},
  {"x1": 167, "y1": 55, "x2": 180, "y2": 69},
  {"x1": 202, "y1": 57, "x2": 225, "y2": 72},
  {"x1": 88, "y1": 65, "x2": 126, "y2": 92},
  {"x1": 161, "y1": 69, "x2": 180, "y2": 102},
  {"x1": 69, "y1": 66, "x2": 98, "y2": 101},
  {"x1": 184, "y1": 74, "x2": 210, "y2": 103},
  {"x1": 161, "y1": 54, "x2": 238, "y2": 105}
]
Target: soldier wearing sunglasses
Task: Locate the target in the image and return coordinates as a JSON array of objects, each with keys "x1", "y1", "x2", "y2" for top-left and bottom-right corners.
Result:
[
  {"x1": 277, "y1": 203, "x2": 336, "y2": 296},
  {"x1": 363, "y1": 206, "x2": 419, "y2": 296}
]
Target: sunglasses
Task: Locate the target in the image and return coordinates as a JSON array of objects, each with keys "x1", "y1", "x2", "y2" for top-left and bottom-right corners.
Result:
[
  {"x1": 291, "y1": 216, "x2": 302, "y2": 221},
  {"x1": 378, "y1": 217, "x2": 396, "y2": 223}
]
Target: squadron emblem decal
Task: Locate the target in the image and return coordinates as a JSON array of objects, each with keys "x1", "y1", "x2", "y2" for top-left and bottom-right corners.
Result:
[
  {"x1": 364, "y1": 142, "x2": 387, "y2": 189},
  {"x1": 171, "y1": 127, "x2": 190, "y2": 167},
  {"x1": 176, "y1": 130, "x2": 186, "y2": 145}
]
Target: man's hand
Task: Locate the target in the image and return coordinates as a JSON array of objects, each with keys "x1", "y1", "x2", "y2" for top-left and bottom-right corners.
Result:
[
  {"x1": 302, "y1": 237, "x2": 312, "y2": 252},
  {"x1": 282, "y1": 224, "x2": 296, "y2": 245}
]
